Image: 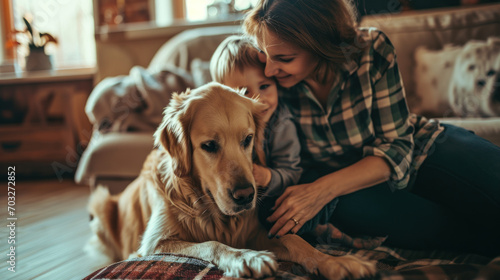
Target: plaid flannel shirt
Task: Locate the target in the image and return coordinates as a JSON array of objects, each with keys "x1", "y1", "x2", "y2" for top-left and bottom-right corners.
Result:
[{"x1": 280, "y1": 28, "x2": 444, "y2": 190}]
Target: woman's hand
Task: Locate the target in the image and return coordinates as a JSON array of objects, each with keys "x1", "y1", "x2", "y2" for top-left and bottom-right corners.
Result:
[
  {"x1": 266, "y1": 156, "x2": 391, "y2": 238},
  {"x1": 266, "y1": 181, "x2": 333, "y2": 238},
  {"x1": 253, "y1": 164, "x2": 272, "y2": 187}
]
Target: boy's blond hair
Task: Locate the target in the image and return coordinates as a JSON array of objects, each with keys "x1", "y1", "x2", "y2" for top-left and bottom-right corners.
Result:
[{"x1": 210, "y1": 35, "x2": 264, "y2": 83}]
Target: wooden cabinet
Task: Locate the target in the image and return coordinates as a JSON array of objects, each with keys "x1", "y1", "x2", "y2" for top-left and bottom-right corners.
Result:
[{"x1": 0, "y1": 68, "x2": 95, "y2": 178}]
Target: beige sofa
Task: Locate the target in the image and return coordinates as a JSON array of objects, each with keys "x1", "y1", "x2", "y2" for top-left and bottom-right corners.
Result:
[
  {"x1": 360, "y1": 3, "x2": 500, "y2": 144},
  {"x1": 75, "y1": 4, "x2": 500, "y2": 192}
]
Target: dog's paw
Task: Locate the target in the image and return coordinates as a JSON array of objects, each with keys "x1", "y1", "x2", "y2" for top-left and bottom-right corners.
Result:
[
  {"x1": 317, "y1": 255, "x2": 376, "y2": 280},
  {"x1": 219, "y1": 249, "x2": 278, "y2": 278}
]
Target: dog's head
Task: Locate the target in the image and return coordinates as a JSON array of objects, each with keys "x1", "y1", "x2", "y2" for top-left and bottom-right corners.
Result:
[
  {"x1": 449, "y1": 38, "x2": 500, "y2": 117},
  {"x1": 154, "y1": 82, "x2": 266, "y2": 216}
]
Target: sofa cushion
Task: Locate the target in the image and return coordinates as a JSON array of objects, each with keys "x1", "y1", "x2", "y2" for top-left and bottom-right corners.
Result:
[{"x1": 413, "y1": 44, "x2": 463, "y2": 117}]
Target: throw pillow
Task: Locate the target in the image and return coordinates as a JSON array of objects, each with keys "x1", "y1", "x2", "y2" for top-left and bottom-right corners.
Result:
[
  {"x1": 449, "y1": 37, "x2": 500, "y2": 117},
  {"x1": 413, "y1": 45, "x2": 463, "y2": 117}
]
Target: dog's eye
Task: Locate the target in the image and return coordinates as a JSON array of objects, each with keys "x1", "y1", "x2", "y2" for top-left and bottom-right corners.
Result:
[
  {"x1": 201, "y1": 140, "x2": 219, "y2": 153},
  {"x1": 242, "y1": 134, "x2": 253, "y2": 148},
  {"x1": 487, "y1": 69, "x2": 496, "y2": 76}
]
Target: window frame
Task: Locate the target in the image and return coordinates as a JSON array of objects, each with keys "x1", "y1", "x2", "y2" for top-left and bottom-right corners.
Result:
[{"x1": 1, "y1": 0, "x2": 15, "y2": 62}]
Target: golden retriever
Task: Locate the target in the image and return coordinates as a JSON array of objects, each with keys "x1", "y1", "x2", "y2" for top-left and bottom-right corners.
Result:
[{"x1": 86, "y1": 82, "x2": 376, "y2": 279}]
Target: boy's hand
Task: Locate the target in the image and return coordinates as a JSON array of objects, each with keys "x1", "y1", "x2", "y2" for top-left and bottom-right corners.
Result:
[{"x1": 253, "y1": 164, "x2": 272, "y2": 187}]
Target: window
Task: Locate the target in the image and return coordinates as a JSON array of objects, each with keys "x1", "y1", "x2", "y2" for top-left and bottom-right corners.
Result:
[
  {"x1": 2, "y1": 0, "x2": 260, "y2": 69},
  {"x1": 11, "y1": 0, "x2": 96, "y2": 69},
  {"x1": 93, "y1": 0, "x2": 259, "y2": 29},
  {"x1": 184, "y1": 0, "x2": 258, "y2": 22}
]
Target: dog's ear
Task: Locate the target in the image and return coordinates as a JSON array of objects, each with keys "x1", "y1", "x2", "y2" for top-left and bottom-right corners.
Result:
[
  {"x1": 250, "y1": 98, "x2": 267, "y2": 166},
  {"x1": 154, "y1": 90, "x2": 194, "y2": 177}
]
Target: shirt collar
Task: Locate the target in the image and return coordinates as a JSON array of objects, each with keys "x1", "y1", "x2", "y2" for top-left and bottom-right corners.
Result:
[
  {"x1": 290, "y1": 58, "x2": 359, "y2": 105},
  {"x1": 342, "y1": 58, "x2": 359, "y2": 77},
  {"x1": 336, "y1": 58, "x2": 359, "y2": 92}
]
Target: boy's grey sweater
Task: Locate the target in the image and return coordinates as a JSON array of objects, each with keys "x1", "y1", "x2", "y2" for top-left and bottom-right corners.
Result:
[{"x1": 261, "y1": 102, "x2": 303, "y2": 197}]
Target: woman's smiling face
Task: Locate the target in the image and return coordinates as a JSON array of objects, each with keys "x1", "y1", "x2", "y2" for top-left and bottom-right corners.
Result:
[{"x1": 257, "y1": 28, "x2": 319, "y2": 88}]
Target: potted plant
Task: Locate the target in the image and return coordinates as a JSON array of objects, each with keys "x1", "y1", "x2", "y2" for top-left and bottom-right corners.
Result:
[{"x1": 6, "y1": 16, "x2": 58, "y2": 71}]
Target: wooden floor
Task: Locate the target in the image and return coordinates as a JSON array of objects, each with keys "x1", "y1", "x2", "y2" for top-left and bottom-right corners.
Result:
[{"x1": 0, "y1": 179, "x2": 104, "y2": 280}]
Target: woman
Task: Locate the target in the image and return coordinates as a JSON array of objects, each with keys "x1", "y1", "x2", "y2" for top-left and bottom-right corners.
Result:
[{"x1": 244, "y1": 0, "x2": 500, "y2": 257}]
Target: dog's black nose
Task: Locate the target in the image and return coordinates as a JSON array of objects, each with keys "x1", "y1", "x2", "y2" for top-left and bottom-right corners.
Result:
[{"x1": 230, "y1": 183, "x2": 255, "y2": 205}]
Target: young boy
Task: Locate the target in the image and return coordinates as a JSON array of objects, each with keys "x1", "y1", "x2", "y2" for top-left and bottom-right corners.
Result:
[
  {"x1": 210, "y1": 35, "x2": 302, "y2": 198},
  {"x1": 209, "y1": 36, "x2": 385, "y2": 248}
]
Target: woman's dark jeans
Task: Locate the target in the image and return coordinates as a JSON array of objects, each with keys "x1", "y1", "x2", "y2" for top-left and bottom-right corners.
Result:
[{"x1": 330, "y1": 124, "x2": 500, "y2": 257}]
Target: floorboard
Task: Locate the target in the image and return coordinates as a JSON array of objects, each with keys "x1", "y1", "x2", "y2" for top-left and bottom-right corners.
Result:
[{"x1": 0, "y1": 179, "x2": 104, "y2": 280}]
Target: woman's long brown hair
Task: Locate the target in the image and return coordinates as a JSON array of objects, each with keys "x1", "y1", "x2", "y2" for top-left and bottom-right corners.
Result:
[{"x1": 244, "y1": 0, "x2": 366, "y2": 83}]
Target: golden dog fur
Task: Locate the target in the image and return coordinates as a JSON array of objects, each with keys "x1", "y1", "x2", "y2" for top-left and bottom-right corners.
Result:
[{"x1": 86, "y1": 82, "x2": 376, "y2": 279}]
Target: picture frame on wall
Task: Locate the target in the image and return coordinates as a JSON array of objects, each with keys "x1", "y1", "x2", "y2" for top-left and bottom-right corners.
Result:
[{"x1": 94, "y1": 0, "x2": 154, "y2": 26}]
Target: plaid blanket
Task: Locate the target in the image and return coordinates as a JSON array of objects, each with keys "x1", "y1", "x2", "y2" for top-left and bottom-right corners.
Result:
[{"x1": 83, "y1": 244, "x2": 500, "y2": 280}]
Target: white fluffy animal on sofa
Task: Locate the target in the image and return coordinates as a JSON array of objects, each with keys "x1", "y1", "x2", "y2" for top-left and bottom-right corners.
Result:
[{"x1": 449, "y1": 37, "x2": 500, "y2": 117}]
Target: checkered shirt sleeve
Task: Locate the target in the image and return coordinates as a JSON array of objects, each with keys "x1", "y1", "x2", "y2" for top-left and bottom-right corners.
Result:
[{"x1": 361, "y1": 31, "x2": 415, "y2": 189}]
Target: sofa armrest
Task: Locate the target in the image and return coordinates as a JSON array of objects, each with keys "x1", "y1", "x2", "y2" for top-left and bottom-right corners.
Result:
[
  {"x1": 439, "y1": 117, "x2": 500, "y2": 147},
  {"x1": 148, "y1": 25, "x2": 242, "y2": 73},
  {"x1": 75, "y1": 132, "x2": 154, "y2": 186}
]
